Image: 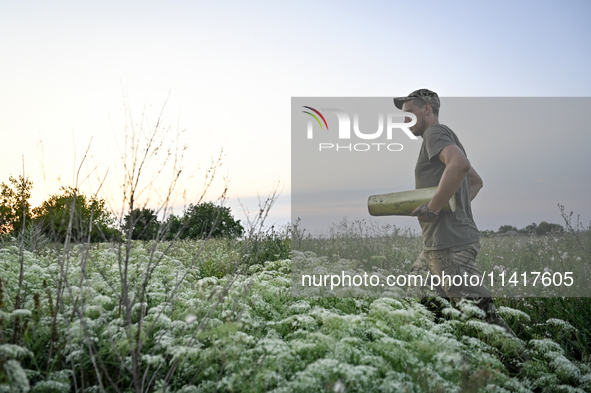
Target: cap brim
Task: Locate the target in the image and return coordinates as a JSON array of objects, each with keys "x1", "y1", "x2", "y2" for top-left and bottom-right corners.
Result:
[{"x1": 393, "y1": 97, "x2": 414, "y2": 110}]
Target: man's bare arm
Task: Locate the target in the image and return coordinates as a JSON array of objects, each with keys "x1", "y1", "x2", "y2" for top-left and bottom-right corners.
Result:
[
  {"x1": 469, "y1": 167, "x2": 483, "y2": 201},
  {"x1": 427, "y1": 144, "x2": 470, "y2": 214}
]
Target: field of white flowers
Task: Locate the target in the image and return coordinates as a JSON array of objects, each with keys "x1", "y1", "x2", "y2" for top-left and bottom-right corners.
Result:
[{"x1": 0, "y1": 231, "x2": 590, "y2": 392}]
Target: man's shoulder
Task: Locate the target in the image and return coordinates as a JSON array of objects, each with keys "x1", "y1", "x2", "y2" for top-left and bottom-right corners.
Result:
[
  {"x1": 423, "y1": 124, "x2": 458, "y2": 145},
  {"x1": 424, "y1": 123, "x2": 453, "y2": 136}
]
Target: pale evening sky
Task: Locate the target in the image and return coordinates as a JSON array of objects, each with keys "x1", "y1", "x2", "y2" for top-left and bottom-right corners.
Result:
[{"x1": 1, "y1": 0, "x2": 590, "y2": 232}]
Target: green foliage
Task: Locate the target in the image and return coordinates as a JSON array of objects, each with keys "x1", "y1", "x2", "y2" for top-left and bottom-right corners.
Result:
[
  {"x1": 519, "y1": 223, "x2": 540, "y2": 234},
  {"x1": 535, "y1": 221, "x2": 564, "y2": 235},
  {"x1": 32, "y1": 187, "x2": 118, "y2": 243},
  {"x1": 171, "y1": 202, "x2": 244, "y2": 240},
  {"x1": 494, "y1": 222, "x2": 564, "y2": 235},
  {"x1": 164, "y1": 213, "x2": 182, "y2": 240},
  {"x1": 0, "y1": 233, "x2": 590, "y2": 391},
  {"x1": 246, "y1": 225, "x2": 291, "y2": 264},
  {"x1": 292, "y1": 218, "x2": 421, "y2": 273},
  {"x1": 498, "y1": 225, "x2": 518, "y2": 233},
  {"x1": 0, "y1": 205, "x2": 589, "y2": 391},
  {"x1": 480, "y1": 229, "x2": 496, "y2": 237},
  {"x1": 0, "y1": 176, "x2": 33, "y2": 235},
  {"x1": 498, "y1": 297, "x2": 591, "y2": 362},
  {"x1": 123, "y1": 208, "x2": 160, "y2": 240}
]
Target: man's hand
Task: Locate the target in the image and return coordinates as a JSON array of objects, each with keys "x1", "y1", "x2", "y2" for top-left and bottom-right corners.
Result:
[{"x1": 412, "y1": 204, "x2": 438, "y2": 223}]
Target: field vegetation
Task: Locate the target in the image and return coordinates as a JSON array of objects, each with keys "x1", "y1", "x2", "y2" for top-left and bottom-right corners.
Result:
[
  {"x1": 0, "y1": 215, "x2": 589, "y2": 392},
  {"x1": 1, "y1": 107, "x2": 590, "y2": 392}
]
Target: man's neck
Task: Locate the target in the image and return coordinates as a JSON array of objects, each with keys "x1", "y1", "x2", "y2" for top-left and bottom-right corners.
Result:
[
  {"x1": 419, "y1": 118, "x2": 440, "y2": 138},
  {"x1": 425, "y1": 117, "x2": 439, "y2": 129}
]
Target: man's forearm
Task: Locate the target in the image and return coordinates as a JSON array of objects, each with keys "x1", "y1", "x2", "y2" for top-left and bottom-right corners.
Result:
[
  {"x1": 428, "y1": 161, "x2": 470, "y2": 213},
  {"x1": 469, "y1": 167, "x2": 483, "y2": 201}
]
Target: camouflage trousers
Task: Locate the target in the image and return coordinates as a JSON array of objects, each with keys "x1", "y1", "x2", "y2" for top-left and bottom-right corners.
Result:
[{"x1": 406, "y1": 241, "x2": 517, "y2": 337}]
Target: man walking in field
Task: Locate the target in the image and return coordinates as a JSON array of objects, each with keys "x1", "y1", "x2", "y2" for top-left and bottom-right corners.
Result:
[{"x1": 394, "y1": 89, "x2": 516, "y2": 336}]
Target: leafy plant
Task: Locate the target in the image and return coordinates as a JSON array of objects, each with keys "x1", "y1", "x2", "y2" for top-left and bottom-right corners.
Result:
[
  {"x1": 123, "y1": 208, "x2": 160, "y2": 240},
  {"x1": 171, "y1": 202, "x2": 244, "y2": 240},
  {"x1": 0, "y1": 175, "x2": 33, "y2": 236},
  {"x1": 32, "y1": 186, "x2": 118, "y2": 243},
  {"x1": 246, "y1": 224, "x2": 291, "y2": 264}
]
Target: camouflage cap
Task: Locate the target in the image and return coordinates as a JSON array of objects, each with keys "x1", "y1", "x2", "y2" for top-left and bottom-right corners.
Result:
[{"x1": 393, "y1": 88, "x2": 440, "y2": 111}]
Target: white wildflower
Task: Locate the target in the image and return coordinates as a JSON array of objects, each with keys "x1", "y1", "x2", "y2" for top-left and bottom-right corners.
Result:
[
  {"x1": 0, "y1": 311, "x2": 10, "y2": 321},
  {"x1": 288, "y1": 300, "x2": 312, "y2": 315},
  {"x1": 546, "y1": 318, "x2": 576, "y2": 333},
  {"x1": 530, "y1": 338, "x2": 565, "y2": 356},
  {"x1": 2, "y1": 360, "x2": 29, "y2": 392},
  {"x1": 550, "y1": 353, "x2": 581, "y2": 382},
  {"x1": 131, "y1": 302, "x2": 148, "y2": 314},
  {"x1": 65, "y1": 350, "x2": 84, "y2": 363},
  {"x1": 465, "y1": 320, "x2": 506, "y2": 336},
  {"x1": 185, "y1": 314, "x2": 197, "y2": 324},
  {"x1": 333, "y1": 378, "x2": 346, "y2": 393},
  {"x1": 456, "y1": 299, "x2": 486, "y2": 319},
  {"x1": 167, "y1": 345, "x2": 201, "y2": 361},
  {"x1": 31, "y1": 380, "x2": 69, "y2": 392},
  {"x1": 0, "y1": 344, "x2": 33, "y2": 359},
  {"x1": 498, "y1": 306, "x2": 531, "y2": 322},
  {"x1": 10, "y1": 309, "x2": 32, "y2": 319},
  {"x1": 176, "y1": 385, "x2": 199, "y2": 393},
  {"x1": 142, "y1": 354, "x2": 165, "y2": 366}
]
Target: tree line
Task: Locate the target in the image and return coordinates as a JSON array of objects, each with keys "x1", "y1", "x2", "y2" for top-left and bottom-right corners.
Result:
[
  {"x1": 0, "y1": 175, "x2": 244, "y2": 243},
  {"x1": 481, "y1": 221, "x2": 564, "y2": 236}
]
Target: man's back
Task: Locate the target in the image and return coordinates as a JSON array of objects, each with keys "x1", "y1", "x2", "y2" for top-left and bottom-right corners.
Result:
[{"x1": 415, "y1": 124, "x2": 480, "y2": 250}]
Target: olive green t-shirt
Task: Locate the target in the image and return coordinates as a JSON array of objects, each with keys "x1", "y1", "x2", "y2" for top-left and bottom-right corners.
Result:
[{"x1": 415, "y1": 124, "x2": 480, "y2": 250}]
